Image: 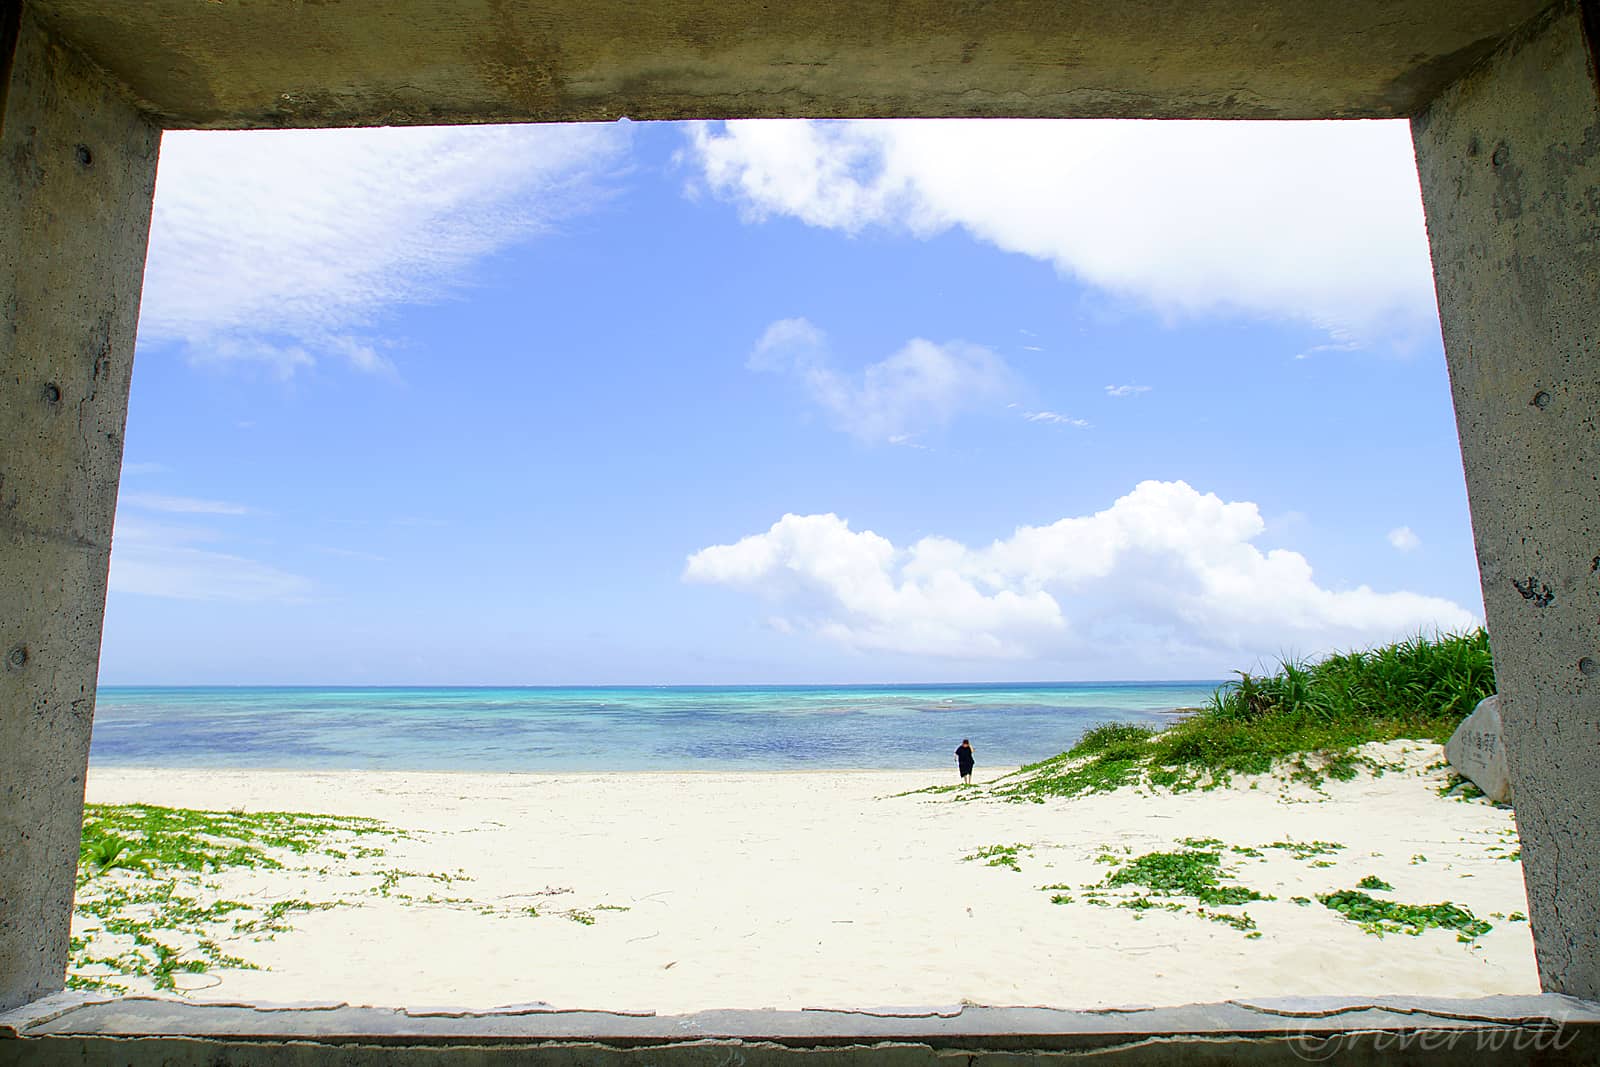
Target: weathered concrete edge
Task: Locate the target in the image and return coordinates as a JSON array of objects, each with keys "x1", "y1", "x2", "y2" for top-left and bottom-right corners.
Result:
[{"x1": 3, "y1": 994, "x2": 1598, "y2": 1044}]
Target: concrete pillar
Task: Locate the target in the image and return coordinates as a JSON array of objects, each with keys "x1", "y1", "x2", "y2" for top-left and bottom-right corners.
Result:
[
  {"x1": 1413, "y1": 1, "x2": 1600, "y2": 999},
  {"x1": 0, "y1": 8, "x2": 159, "y2": 1011}
]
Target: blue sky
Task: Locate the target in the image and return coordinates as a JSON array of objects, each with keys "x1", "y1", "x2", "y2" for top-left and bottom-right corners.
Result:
[{"x1": 101, "y1": 119, "x2": 1482, "y2": 685}]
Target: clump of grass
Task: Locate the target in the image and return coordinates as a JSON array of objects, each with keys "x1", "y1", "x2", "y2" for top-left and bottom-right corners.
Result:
[
  {"x1": 81, "y1": 833, "x2": 152, "y2": 876},
  {"x1": 987, "y1": 630, "x2": 1493, "y2": 800},
  {"x1": 1319, "y1": 889, "x2": 1492, "y2": 942},
  {"x1": 1357, "y1": 875, "x2": 1395, "y2": 891}
]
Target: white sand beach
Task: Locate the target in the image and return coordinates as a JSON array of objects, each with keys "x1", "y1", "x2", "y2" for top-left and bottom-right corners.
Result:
[{"x1": 78, "y1": 742, "x2": 1536, "y2": 1013}]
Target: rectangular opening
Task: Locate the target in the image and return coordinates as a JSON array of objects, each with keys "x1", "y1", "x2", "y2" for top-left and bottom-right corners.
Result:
[{"x1": 69, "y1": 116, "x2": 1532, "y2": 1021}]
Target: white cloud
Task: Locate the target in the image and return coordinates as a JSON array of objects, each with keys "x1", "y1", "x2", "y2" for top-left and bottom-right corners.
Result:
[
  {"x1": 120, "y1": 492, "x2": 252, "y2": 516},
  {"x1": 685, "y1": 512, "x2": 1063, "y2": 658},
  {"x1": 141, "y1": 123, "x2": 626, "y2": 376},
  {"x1": 686, "y1": 119, "x2": 1436, "y2": 343},
  {"x1": 685, "y1": 481, "x2": 1476, "y2": 667},
  {"x1": 1021, "y1": 410, "x2": 1089, "y2": 428},
  {"x1": 749, "y1": 318, "x2": 1014, "y2": 442},
  {"x1": 1388, "y1": 526, "x2": 1422, "y2": 552},
  {"x1": 109, "y1": 516, "x2": 312, "y2": 603},
  {"x1": 1106, "y1": 384, "x2": 1152, "y2": 398}
]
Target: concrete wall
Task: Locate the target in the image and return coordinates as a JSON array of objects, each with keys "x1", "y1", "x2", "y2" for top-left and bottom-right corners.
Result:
[
  {"x1": 1413, "y1": 0, "x2": 1600, "y2": 1000},
  {"x1": 0, "y1": 9, "x2": 159, "y2": 1012},
  {"x1": 1, "y1": 0, "x2": 1598, "y2": 1024}
]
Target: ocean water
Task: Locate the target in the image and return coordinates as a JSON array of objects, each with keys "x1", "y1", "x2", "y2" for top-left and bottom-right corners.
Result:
[{"x1": 88, "y1": 683, "x2": 1223, "y2": 773}]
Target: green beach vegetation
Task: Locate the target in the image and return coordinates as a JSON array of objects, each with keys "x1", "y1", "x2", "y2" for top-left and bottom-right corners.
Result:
[
  {"x1": 1317, "y1": 889, "x2": 1494, "y2": 943},
  {"x1": 71, "y1": 803, "x2": 618, "y2": 994},
  {"x1": 961, "y1": 843, "x2": 1032, "y2": 871},
  {"x1": 981, "y1": 630, "x2": 1494, "y2": 800},
  {"x1": 70, "y1": 803, "x2": 395, "y2": 993},
  {"x1": 1058, "y1": 841, "x2": 1271, "y2": 934},
  {"x1": 1027, "y1": 837, "x2": 1504, "y2": 945}
]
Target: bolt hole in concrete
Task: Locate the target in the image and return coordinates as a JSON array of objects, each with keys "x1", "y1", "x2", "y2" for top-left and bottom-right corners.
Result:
[
  {"x1": 75, "y1": 142, "x2": 93, "y2": 167},
  {"x1": 1531, "y1": 389, "x2": 1551, "y2": 409},
  {"x1": 40, "y1": 381, "x2": 61, "y2": 405},
  {"x1": 1580, "y1": 657, "x2": 1598, "y2": 677},
  {"x1": 6, "y1": 645, "x2": 28, "y2": 670},
  {"x1": 71, "y1": 115, "x2": 1539, "y2": 1016}
]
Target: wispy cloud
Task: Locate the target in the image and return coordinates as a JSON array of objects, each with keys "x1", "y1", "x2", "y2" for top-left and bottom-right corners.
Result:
[
  {"x1": 1021, "y1": 410, "x2": 1089, "y2": 428},
  {"x1": 685, "y1": 119, "x2": 1437, "y2": 345},
  {"x1": 120, "y1": 492, "x2": 253, "y2": 516},
  {"x1": 1294, "y1": 334, "x2": 1363, "y2": 361},
  {"x1": 141, "y1": 124, "x2": 628, "y2": 377},
  {"x1": 1105, "y1": 384, "x2": 1152, "y2": 398},
  {"x1": 749, "y1": 318, "x2": 1015, "y2": 443},
  {"x1": 109, "y1": 516, "x2": 312, "y2": 603}
]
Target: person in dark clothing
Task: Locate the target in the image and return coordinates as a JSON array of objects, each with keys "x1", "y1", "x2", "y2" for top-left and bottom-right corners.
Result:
[{"x1": 955, "y1": 739, "x2": 975, "y2": 785}]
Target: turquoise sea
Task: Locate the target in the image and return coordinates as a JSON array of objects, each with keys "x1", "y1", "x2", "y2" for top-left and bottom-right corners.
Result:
[{"x1": 89, "y1": 683, "x2": 1223, "y2": 772}]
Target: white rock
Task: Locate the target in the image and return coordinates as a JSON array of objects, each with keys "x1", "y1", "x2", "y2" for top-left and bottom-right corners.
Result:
[{"x1": 1444, "y1": 694, "x2": 1512, "y2": 804}]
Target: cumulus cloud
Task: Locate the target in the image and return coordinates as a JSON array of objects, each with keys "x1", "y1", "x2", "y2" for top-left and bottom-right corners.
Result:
[
  {"x1": 686, "y1": 119, "x2": 1436, "y2": 343},
  {"x1": 685, "y1": 512, "x2": 1064, "y2": 658},
  {"x1": 1388, "y1": 526, "x2": 1422, "y2": 552},
  {"x1": 685, "y1": 481, "x2": 1476, "y2": 668},
  {"x1": 750, "y1": 318, "x2": 1014, "y2": 442},
  {"x1": 1106, "y1": 384, "x2": 1152, "y2": 398},
  {"x1": 141, "y1": 123, "x2": 627, "y2": 376}
]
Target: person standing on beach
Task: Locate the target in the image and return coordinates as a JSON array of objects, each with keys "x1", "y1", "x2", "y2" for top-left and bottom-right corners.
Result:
[{"x1": 955, "y1": 739, "x2": 975, "y2": 785}]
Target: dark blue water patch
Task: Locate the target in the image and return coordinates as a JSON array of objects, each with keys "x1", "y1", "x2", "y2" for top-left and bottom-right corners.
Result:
[{"x1": 88, "y1": 683, "x2": 1219, "y2": 772}]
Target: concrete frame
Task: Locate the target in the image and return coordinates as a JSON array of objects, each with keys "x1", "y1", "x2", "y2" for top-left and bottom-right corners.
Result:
[{"x1": 2, "y1": 0, "x2": 1598, "y2": 1058}]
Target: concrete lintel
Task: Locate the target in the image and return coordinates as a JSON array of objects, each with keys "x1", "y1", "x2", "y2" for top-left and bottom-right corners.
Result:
[{"x1": 23, "y1": 0, "x2": 1557, "y2": 129}]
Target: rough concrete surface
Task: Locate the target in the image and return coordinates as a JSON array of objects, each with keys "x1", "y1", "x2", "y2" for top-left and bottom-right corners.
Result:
[
  {"x1": 3, "y1": 993, "x2": 1599, "y2": 1064},
  {"x1": 25, "y1": 0, "x2": 1551, "y2": 129},
  {"x1": 0, "y1": 8, "x2": 159, "y2": 1013},
  {"x1": 1413, "y1": 0, "x2": 1600, "y2": 1001},
  {"x1": 4, "y1": 0, "x2": 1600, "y2": 1050}
]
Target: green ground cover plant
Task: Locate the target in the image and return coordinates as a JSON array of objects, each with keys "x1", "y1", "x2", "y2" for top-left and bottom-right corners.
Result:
[
  {"x1": 72, "y1": 804, "x2": 399, "y2": 992},
  {"x1": 983, "y1": 630, "x2": 1493, "y2": 800},
  {"x1": 962, "y1": 843, "x2": 1032, "y2": 871},
  {"x1": 1064, "y1": 843, "x2": 1270, "y2": 934},
  {"x1": 73, "y1": 803, "x2": 628, "y2": 994},
  {"x1": 1318, "y1": 889, "x2": 1493, "y2": 942},
  {"x1": 1102, "y1": 846, "x2": 1269, "y2": 907}
]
